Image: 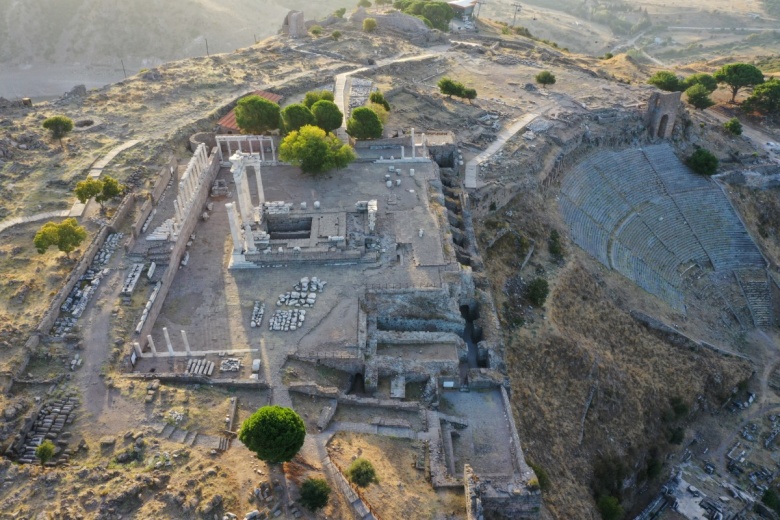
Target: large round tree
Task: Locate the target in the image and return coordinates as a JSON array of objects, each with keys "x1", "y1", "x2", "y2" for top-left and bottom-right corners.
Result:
[
  {"x1": 714, "y1": 63, "x2": 764, "y2": 103},
  {"x1": 234, "y1": 95, "x2": 281, "y2": 134},
  {"x1": 311, "y1": 100, "x2": 344, "y2": 133},
  {"x1": 238, "y1": 406, "x2": 305, "y2": 464},
  {"x1": 281, "y1": 103, "x2": 315, "y2": 133},
  {"x1": 346, "y1": 107, "x2": 383, "y2": 139},
  {"x1": 279, "y1": 125, "x2": 356, "y2": 175}
]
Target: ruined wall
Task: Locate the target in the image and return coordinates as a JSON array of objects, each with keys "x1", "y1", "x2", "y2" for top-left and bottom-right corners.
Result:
[
  {"x1": 646, "y1": 91, "x2": 681, "y2": 140},
  {"x1": 150, "y1": 161, "x2": 174, "y2": 203},
  {"x1": 137, "y1": 150, "x2": 220, "y2": 348}
]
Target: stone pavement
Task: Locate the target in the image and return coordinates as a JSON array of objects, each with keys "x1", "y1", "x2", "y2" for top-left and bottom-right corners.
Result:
[{"x1": 0, "y1": 209, "x2": 69, "y2": 234}]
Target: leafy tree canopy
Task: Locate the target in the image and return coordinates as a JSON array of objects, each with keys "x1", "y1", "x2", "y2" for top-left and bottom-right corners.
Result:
[
  {"x1": 234, "y1": 95, "x2": 281, "y2": 134},
  {"x1": 299, "y1": 478, "x2": 331, "y2": 510},
  {"x1": 279, "y1": 125, "x2": 356, "y2": 174},
  {"x1": 685, "y1": 84, "x2": 715, "y2": 110},
  {"x1": 647, "y1": 71, "x2": 682, "y2": 92},
  {"x1": 42, "y1": 115, "x2": 74, "y2": 147},
  {"x1": 363, "y1": 17, "x2": 378, "y2": 32},
  {"x1": 394, "y1": 0, "x2": 455, "y2": 31},
  {"x1": 527, "y1": 278, "x2": 549, "y2": 307},
  {"x1": 347, "y1": 458, "x2": 379, "y2": 487},
  {"x1": 334, "y1": 7, "x2": 347, "y2": 17},
  {"x1": 682, "y1": 73, "x2": 717, "y2": 93},
  {"x1": 743, "y1": 78, "x2": 780, "y2": 115},
  {"x1": 34, "y1": 218, "x2": 87, "y2": 256},
  {"x1": 438, "y1": 77, "x2": 465, "y2": 97},
  {"x1": 369, "y1": 90, "x2": 391, "y2": 111},
  {"x1": 463, "y1": 87, "x2": 477, "y2": 103},
  {"x1": 281, "y1": 103, "x2": 316, "y2": 133},
  {"x1": 311, "y1": 100, "x2": 344, "y2": 132},
  {"x1": 724, "y1": 117, "x2": 743, "y2": 135},
  {"x1": 35, "y1": 440, "x2": 56, "y2": 466},
  {"x1": 597, "y1": 496, "x2": 624, "y2": 520},
  {"x1": 96, "y1": 176, "x2": 123, "y2": 205},
  {"x1": 238, "y1": 406, "x2": 305, "y2": 463},
  {"x1": 714, "y1": 63, "x2": 764, "y2": 102},
  {"x1": 686, "y1": 148, "x2": 719, "y2": 176},
  {"x1": 347, "y1": 106, "x2": 383, "y2": 139},
  {"x1": 358, "y1": 0, "x2": 371, "y2": 6},
  {"x1": 303, "y1": 90, "x2": 335, "y2": 109},
  {"x1": 535, "y1": 70, "x2": 556, "y2": 87},
  {"x1": 74, "y1": 178, "x2": 103, "y2": 204}
]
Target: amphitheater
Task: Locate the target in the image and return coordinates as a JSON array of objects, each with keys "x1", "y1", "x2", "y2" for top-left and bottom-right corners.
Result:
[{"x1": 559, "y1": 145, "x2": 773, "y2": 329}]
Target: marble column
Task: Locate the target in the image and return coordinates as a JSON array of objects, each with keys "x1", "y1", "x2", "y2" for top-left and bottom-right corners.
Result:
[
  {"x1": 163, "y1": 327, "x2": 174, "y2": 355},
  {"x1": 232, "y1": 156, "x2": 254, "y2": 226},
  {"x1": 245, "y1": 224, "x2": 257, "y2": 253},
  {"x1": 226, "y1": 203, "x2": 243, "y2": 254},
  {"x1": 411, "y1": 128, "x2": 416, "y2": 158},
  {"x1": 147, "y1": 335, "x2": 158, "y2": 357},
  {"x1": 254, "y1": 163, "x2": 265, "y2": 207},
  {"x1": 181, "y1": 330, "x2": 192, "y2": 355}
]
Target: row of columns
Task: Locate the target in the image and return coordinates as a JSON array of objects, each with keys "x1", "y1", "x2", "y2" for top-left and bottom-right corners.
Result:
[
  {"x1": 173, "y1": 143, "x2": 210, "y2": 234},
  {"x1": 216, "y1": 136, "x2": 277, "y2": 164},
  {"x1": 139, "y1": 327, "x2": 191, "y2": 357}
]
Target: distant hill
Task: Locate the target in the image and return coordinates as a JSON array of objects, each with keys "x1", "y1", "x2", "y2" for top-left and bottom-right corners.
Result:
[{"x1": 0, "y1": 0, "x2": 345, "y2": 98}]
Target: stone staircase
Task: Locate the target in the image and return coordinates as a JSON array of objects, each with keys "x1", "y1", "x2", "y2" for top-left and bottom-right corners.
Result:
[
  {"x1": 156, "y1": 423, "x2": 229, "y2": 451},
  {"x1": 736, "y1": 269, "x2": 773, "y2": 328}
]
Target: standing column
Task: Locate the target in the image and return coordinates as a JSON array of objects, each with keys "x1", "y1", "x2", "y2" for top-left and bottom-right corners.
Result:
[
  {"x1": 244, "y1": 224, "x2": 257, "y2": 252},
  {"x1": 163, "y1": 327, "x2": 174, "y2": 355},
  {"x1": 179, "y1": 181, "x2": 191, "y2": 206},
  {"x1": 270, "y1": 138, "x2": 276, "y2": 162},
  {"x1": 401, "y1": 145, "x2": 405, "y2": 160},
  {"x1": 233, "y1": 166, "x2": 254, "y2": 225},
  {"x1": 133, "y1": 342, "x2": 144, "y2": 359},
  {"x1": 181, "y1": 330, "x2": 192, "y2": 355},
  {"x1": 174, "y1": 199, "x2": 183, "y2": 223},
  {"x1": 254, "y1": 163, "x2": 265, "y2": 207},
  {"x1": 411, "y1": 128, "x2": 416, "y2": 158},
  {"x1": 226, "y1": 203, "x2": 243, "y2": 254},
  {"x1": 147, "y1": 335, "x2": 159, "y2": 357},
  {"x1": 421, "y1": 133, "x2": 426, "y2": 157}
]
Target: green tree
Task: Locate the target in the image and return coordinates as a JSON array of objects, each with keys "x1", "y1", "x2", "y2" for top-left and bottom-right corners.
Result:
[
  {"x1": 438, "y1": 77, "x2": 465, "y2": 98},
  {"x1": 535, "y1": 70, "x2": 556, "y2": 88},
  {"x1": 463, "y1": 87, "x2": 477, "y2": 103},
  {"x1": 369, "y1": 90, "x2": 391, "y2": 111},
  {"x1": 597, "y1": 496, "x2": 624, "y2": 520},
  {"x1": 332, "y1": 30, "x2": 342, "y2": 40},
  {"x1": 685, "y1": 84, "x2": 715, "y2": 110},
  {"x1": 743, "y1": 78, "x2": 780, "y2": 115},
  {"x1": 714, "y1": 63, "x2": 764, "y2": 102},
  {"x1": 548, "y1": 229, "x2": 564, "y2": 258},
  {"x1": 347, "y1": 458, "x2": 379, "y2": 487},
  {"x1": 281, "y1": 103, "x2": 316, "y2": 133},
  {"x1": 724, "y1": 117, "x2": 743, "y2": 135},
  {"x1": 238, "y1": 406, "x2": 305, "y2": 464},
  {"x1": 358, "y1": 0, "x2": 372, "y2": 6},
  {"x1": 234, "y1": 95, "x2": 281, "y2": 134},
  {"x1": 363, "y1": 17, "x2": 378, "y2": 32},
  {"x1": 74, "y1": 178, "x2": 103, "y2": 204},
  {"x1": 35, "y1": 440, "x2": 56, "y2": 466},
  {"x1": 647, "y1": 71, "x2": 681, "y2": 92},
  {"x1": 303, "y1": 90, "x2": 335, "y2": 109},
  {"x1": 527, "y1": 278, "x2": 549, "y2": 307},
  {"x1": 299, "y1": 478, "x2": 331, "y2": 511},
  {"x1": 682, "y1": 73, "x2": 717, "y2": 93},
  {"x1": 311, "y1": 100, "x2": 344, "y2": 132},
  {"x1": 367, "y1": 102, "x2": 389, "y2": 123},
  {"x1": 96, "y1": 175, "x2": 123, "y2": 206},
  {"x1": 279, "y1": 125, "x2": 356, "y2": 174},
  {"x1": 347, "y1": 106, "x2": 383, "y2": 139},
  {"x1": 334, "y1": 7, "x2": 347, "y2": 17},
  {"x1": 34, "y1": 218, "x2": 87, "y2": 257},
  {"x1": 421, "y1": 2, "x2": 455, "y2": 31},
  {"x1": 310, "y1": 25, "x2": 323, "y2": 36},
  {"x1": 42, "y1": 115, "x2": 74, "y2": 149},
  {"x1": 686, "y1": 148, "x2": 718, "y2": 176},
  {"x1": 763, "y1": 488, "x2": 780, "y2": 515}
]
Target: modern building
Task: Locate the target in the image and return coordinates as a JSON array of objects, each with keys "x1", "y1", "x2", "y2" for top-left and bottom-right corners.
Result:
[{"x1": 448, "y1": 0, "x2": 478, "y2": 19}]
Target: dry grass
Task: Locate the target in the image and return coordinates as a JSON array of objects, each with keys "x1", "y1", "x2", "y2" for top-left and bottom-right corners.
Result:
[{"x1": 328, "y1": 432, "x2": 465, "y2": 520}]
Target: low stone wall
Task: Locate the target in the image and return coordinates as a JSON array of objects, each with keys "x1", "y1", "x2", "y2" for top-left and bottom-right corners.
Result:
[
  {"x1": 124, "y1": 373, "x2": 269, "y2": 388},
  {"x1": 132, "y1": 199, "x2": 153, "y2": 239},
  {"x1": 137, "y1": 150, "x2": 220, "y2": 348},
  {"x1": 150, "y1": 160, "x2": 175, "y2": 203},
  {"x1": 500, "y1": 385, "x2": 535, "y2": 481}
]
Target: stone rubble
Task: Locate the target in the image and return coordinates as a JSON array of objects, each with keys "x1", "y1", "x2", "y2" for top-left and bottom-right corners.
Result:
[
  {"x1": 220, "y1": 358, "x2": 241, "y2": 372},
  {"x1": 268, "y1": 309, "x2": 305, "y2": 332},
  {"x1": 51, "y1": 232, "x2": 123, "y2": 337},
  {"x1": 121, "y1": 262, "x2": 145, "y2": 296},
  {"x1": 250, "y1": 301, "x2": 265, "y2": 328},
  {"x1": 12, "y1": 395, "x2": 79, "y2": 465},
  {"x1": 276, "y1": 277, "x2": 326, "y2": 307}
]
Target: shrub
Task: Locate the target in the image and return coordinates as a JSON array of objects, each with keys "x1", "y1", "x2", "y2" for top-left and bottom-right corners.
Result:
[
  {"x1": 597, "y1": 496, "x2": 624, "y2": 520},
  {"x1": 527, "y1": 462, "x2": 551, "y2": 492},
  {"x1": 724, "y1": 117, "x2": 743, "y2": 135},
  {"x1": 763, "y1": 488, "x2": 780, "y2": 515},
  {"x1": 438, "y1": 77, "x2": 465, "y2": 98},
  {"x1": 332, "y1": 30, "x2": 342, "y2": 41},
  {"x1": 238, "y1": 406, "x2": 306, "y2": 463},
  {"x1": 686, "y1": 148, "x2": 718, "y2": 176},
  {"x1": 35, "y1": 440, "x2": 56, "y2": 466},
  {"x1": 367, "y1": 102, "x2": 389, "y2": 123},
  {"x1": 535, "y1": 70, "x2": 556, "y2": 87},
  {"x1": 363, "y1": 18, "x2": 378, "y2": 32},
  {"x1": 743, "y1": 78, "x2": 780, "y2": 115},
  {"x1": 334, "y1": 7, "x2": 347, "y2": 18},
  {"x1": 299, "y1": 478, "x2": 331, "y2": 510},
  {"x1": 548, "y1": 229, "x2": 564, "y2": 258},
  {"x1": 310, "y1": 25, "x2": 323, "y2": 36},
  {"x1": 463, "y1": 87, "x2": 477, "y2": 103},
  {"x1": 527, "y1": 278, "x2": 549, "y2": 307},
  {"x1": 682, "y1": 73, "x2": 717, "y2": 93},
  {"x1": 347, "y1": 458, "x2": 379, "y2": 487},
  {"x1": 602, "y1": 52, "x2": 614, "y2": 60},
  {"x1": 669, "y1": 427, "x2": 685, "y2": 444},
  {"x1": 369, "y1": 90, "x2": 390, "y2": 111},
  {"x1": 358, "y1": 0, "x2": 372, "y2": 6}
]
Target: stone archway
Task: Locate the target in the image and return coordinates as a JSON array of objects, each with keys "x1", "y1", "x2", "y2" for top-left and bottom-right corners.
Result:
[{"x1": 657, "y1": 114, "x2": 669, "y2": 138}]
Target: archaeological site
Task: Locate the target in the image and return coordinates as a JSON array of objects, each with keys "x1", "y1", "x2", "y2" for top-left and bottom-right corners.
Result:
[{"x1": 0, "y1": 2, "x2": 779, "y2": 520}]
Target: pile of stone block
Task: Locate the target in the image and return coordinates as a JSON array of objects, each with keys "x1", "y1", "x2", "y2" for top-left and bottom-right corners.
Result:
[
  {"x1": 250, "y1": 301, "x2": 265, "y2": 328},
  {"x1": 211, "y1": 179, "x2": 230, "y2": 197},
  {"x1": 134, "y1": 281, "x2": 162, "y2": 334},
  {"x1": 186, "y1": 358, "x2": 215, "y2": 376},
  {"x1": 220, "y1": 358, "x2": 241, "y2": 372},
  {"x1": 121, "y1": 263, "x2": 145, "y2": 296},
  {"x1": 276, "y1": 277, "x2": 326, "y2": 308},
  {"x1": 269, "y1": 309, "x2": 305, "y2": 331},
  {"x1": 15, "y1": 396, "x2": 79, "y2": 465},
  {"x1": 52, "y1": 233, "x2": 123, "y2": 336},
  {"x1": 263, "y1": 201, "x2": 293, "y2": 215}
]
